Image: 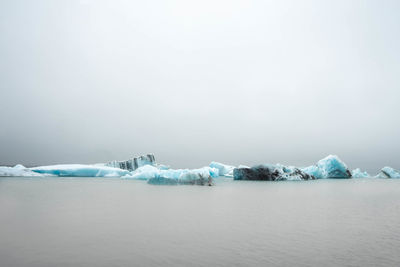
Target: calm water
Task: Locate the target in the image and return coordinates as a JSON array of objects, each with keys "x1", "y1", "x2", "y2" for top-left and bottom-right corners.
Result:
[{"x1": 1, "y1": 177, "x2": 400, "y2": 267}]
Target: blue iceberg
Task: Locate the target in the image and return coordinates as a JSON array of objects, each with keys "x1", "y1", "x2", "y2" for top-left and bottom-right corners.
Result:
[
  {"x1": 209, "y1": 162, "x2": 235, "y2": 177},
  {"x1": 317, "y1": 155, "x2": 351, "y2": 178},
  {"x1": 302, "y1": 155, "x2": 351, "y2": 179},
  {"x1": 144, "y1": 167, "x2": 216, "y2": 185},
  {"x1": 376, "y1": 167, "x2": 400, "y2": 178},
  {"x1": 301, "y1": 165, "x2": 324, "y2": 179},
  {"x1": 148, "y1": 173, "x2": 213, "y2": 186},
  {"x1": 31, "y1": 164, "x2": 130, "y2": 177}
]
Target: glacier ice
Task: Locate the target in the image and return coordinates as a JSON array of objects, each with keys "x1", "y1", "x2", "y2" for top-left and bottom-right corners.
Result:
[
  {"x1": 376, "y1": 167, "x2": 400, "y2": 178},
  {"x1": 233, "y1": 164, "x2": 315, "y2": 181},
  {"x1": 104, "y1": 154, "x2": 156, "y2": 171},
  {"x1": 31, "y1": 164, "x2": 130, "y2": 177},
  {"x1": 209, "y1": 162, "x2": 235, "y2": 177},
  {"x1": 125, "y1": 165, "x2": 219, "y2": 182},
  {"x1": 2, "y1": 153, "x2": 398, "y2": 182},
  {"x1": 317, "y1": 155, "x2": 351, "y2": 178},
  {"x1": 301, "y1": 155, "x2": 351, "y2": 179},
  {"x1": 123, "y1": 165, "x2": 217, "y2": 185},
  {"x1": 0, "y1": 165, "x2": 46, "y2": 177},
  {"x1": 234, "y1": 155, "x2": 351, "y2": 181},
  {"x1": 351, "y1": 168, "x2": 370, "y2": 178},
  {"x1": 301, "y1": 165, "x2": 324, "y2": 179},
  {"x1": 148, "y1": 173, "x2": 213, "y2": 186}
]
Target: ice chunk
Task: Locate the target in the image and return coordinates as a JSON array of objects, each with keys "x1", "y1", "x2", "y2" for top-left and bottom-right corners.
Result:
[
  {"x1": 31, "y1": 164, "x2": 129, "y2": 177},
  {"x1": 127, "y1": 166, "x2": 219, "y2": 180},
  {"x1": 104, "y1": 154, "x2": 156, "y2": 171},
  {"x1": 351, "y1": 168, "x2": 370, "y2": 178},
  {"x1": 301, "y1": 155, "x2": 352, "y2": 179},
  {"x1": 0, "y1": 165, "x2": 46, "y2": 177},
  {"x1": 148, "y1": 172, "x2": 212, "y2": 186},
  {"x1": 125, "y1": 165, "x2": 161, "y2": 180},
  {"x1": 317, "y1": 155, "x2": 351, "y2": 178},
  {"x1": 157, "y1": 164, "x2": 170, "y2": 170},
  {"x1": 209, "y1": 162, "x2": 235, "y2": 177},
  {"x1": 301, "y1": 165, "x2": 324, "y2": 179},
  {"x1": 125, "y1": 165, "x2": 217, "y2": 185},
  {"x1": 233, "y1": 164, "x2": 315, "y2": 181},
  {"x1": 376, "y1": 167, "x2": 400, "y2": 178}
]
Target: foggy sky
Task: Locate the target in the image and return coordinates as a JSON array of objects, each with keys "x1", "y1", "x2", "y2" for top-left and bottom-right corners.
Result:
[{"x1": 1, "y1": 0, "x2": 399, "y2": 173}]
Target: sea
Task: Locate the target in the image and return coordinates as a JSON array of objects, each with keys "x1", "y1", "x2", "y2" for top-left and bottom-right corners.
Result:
[{"x1": 1, "y1": 177, "x2": 400, "y2": 267}]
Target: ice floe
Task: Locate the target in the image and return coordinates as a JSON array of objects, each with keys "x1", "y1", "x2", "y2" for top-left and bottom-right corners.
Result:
[
  {"x1": 31, "y1": 164, "x2": 130, "y2": 177},
  {"x1": 376, "y1": 167, "x2": 400, "y2": 178},
  {"x1": 233, "y1": 164, "x2": 315, "y2": 181},
  {"x1": 209, "y1": 162, "x2": 235, "y2": 177},
  {"x1": 301, "y1": 155, "x2": 352, "y2": 179},
  {"x1": 0, "y1": 165, "x2": 46, "y2": 177},
  {"x1": 351, "y1": 168, "x2": 370, "y2": 178}
]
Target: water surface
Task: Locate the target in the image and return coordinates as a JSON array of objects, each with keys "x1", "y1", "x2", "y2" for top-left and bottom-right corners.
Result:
[{"x1": 1, "y1": 177, "x2": 400, "y2": 266}]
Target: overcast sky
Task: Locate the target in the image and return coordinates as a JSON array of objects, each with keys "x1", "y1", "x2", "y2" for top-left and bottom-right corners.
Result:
[{"x1": 0, "y1": 0, "x2": 399, "y2": 173}]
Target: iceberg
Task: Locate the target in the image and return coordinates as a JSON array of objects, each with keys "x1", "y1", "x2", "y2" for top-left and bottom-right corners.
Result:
[
  {"x1": 302, "y1": 155, "x2": 352, "y2": 179},
  {"x1": 125, "y1": 165, "x2": 219, "y2": 181},
  {"x1": 125, "y1": 165, "x2": 161, "y2": 180},
  {"x1": 317, "y1": 155, "x2": 352, "y2": 178},
  {"x1": 209, "y1": 162, "x2": 235, "y2": 177},
  {"x1": 351, "y1": 168, "x2": 370, "y2": 178},
  {"x1": 233, "y1": 164, "x2": 315, "y2": 181},
  {"x1": 0, "y1": 164, "x2": 46, "y2": 177},
  {"x1": 376, "y1": 167, "x2": 400, "y2": 178},
  {"x1": 104, "y1": 154, "x2": 156, "y2": 171},
  {"x1": 301, "y1": 165, "x2": 324, "y2": 179},
  {"x1": 30, "y1": 164, "x2": 130, "y2": 177},
  {"x1": 148, "y1": 172, "x2": 212, "y2": 186}
]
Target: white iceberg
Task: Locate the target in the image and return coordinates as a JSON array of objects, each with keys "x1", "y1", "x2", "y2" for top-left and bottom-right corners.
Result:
[
  {"x1": 0, "y1": 164, "x2": 46, "y2": 177},
  {"x1": 30, "y1": 164, "x2": 130, "y2": 177},
  {"x1": 209, "y1": 162, "x2": 235, "y2": 177},
  {"x1": 125, "y1": 165, "x2": 219, "y2": 181},
  {"x1": 351, "y1": 168, "x2": 370, "y2": 178}
]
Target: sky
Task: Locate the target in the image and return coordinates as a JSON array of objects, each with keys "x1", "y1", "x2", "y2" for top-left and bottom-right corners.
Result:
[{"x1": 0, "y1": 0, "x2": 399, "y2": 173}]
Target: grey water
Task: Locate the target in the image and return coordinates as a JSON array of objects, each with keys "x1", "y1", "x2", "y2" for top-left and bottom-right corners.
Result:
[{"x1": 1, "y1": 177, "x2": 400, "y2": 267}]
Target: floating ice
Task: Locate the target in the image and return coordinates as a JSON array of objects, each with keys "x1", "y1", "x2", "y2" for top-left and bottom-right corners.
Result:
[
  {"x1": 125, "y1": 165, "x2": 161, "y2": 180},
  {"x1": 351, "y1": 168, "x2": 370, "y2": 178},
  {"x1": 302, "y1": 155, "x2": 351, "y2": 178},
  {"x1": 376, "y1": 167, "x2": 400, "y2": 178},
  {"x1": 301, "y1": 165, "x2": 324, "y2": 179},
  {"x1": 0, "y1": 164, "x2": 46, "y2": 177},
  {"x1": 148, "y1": 172, "x2": 213, "y2": 186},
  {"x1": 317, "y1": 155, "x2": 351, "y2": 178},
  {"x1": 31, "y1": 164, "x2": 130, "y2": 177},
  {"x1": 235, "y1": 155, "x2": 351, "y2": 181},
  {"x1": 233, "y1": 164, "x2": 315, "y2": 181},
  {"x1": 104, "y1": 154, "x2": 156, "y2": 171},
  {"x1": 125, "y1": 165, "x2": 219, "y2": 182},
  {"x1": 209, "y1": 162, "x2": 235, "y2": 177},
  {"x1": 238, "y1": 165, "x2": 250, "y2": 168}
]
